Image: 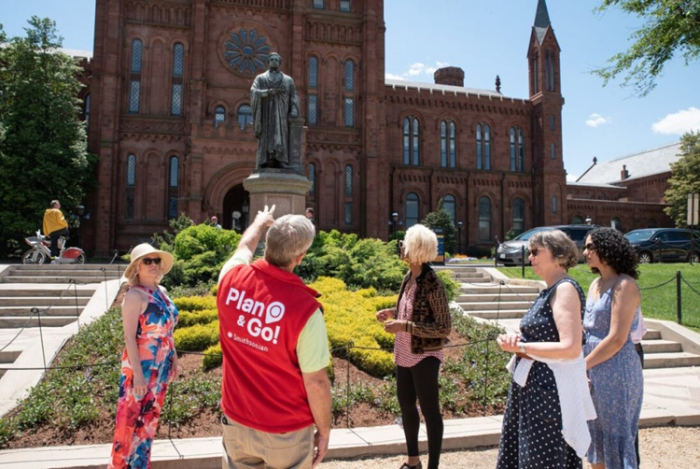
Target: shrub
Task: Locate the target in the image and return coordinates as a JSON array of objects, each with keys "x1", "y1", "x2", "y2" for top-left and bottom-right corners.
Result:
[
  {"x1": 421, "y1": 201, "x2": 457, "y2": 254},
  {"x1": 173, "y1": 296, "x2": 217, "y2": 312},
  {"x1": 174, "y1": 322, "x2": 219, "y2": 351},
  {"x1": 178, "y1": 309, "x2": 219, "y2": 328},
  {"x1": 436, "y1": 270, "x2": 461, "y2": 302},
  {"x1": 202, "y1": 343, "x2": 223, "y2": 370}
]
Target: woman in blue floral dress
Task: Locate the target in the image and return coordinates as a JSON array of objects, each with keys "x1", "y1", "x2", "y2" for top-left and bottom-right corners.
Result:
[{"x1": 582, "y1": 228, "x2": 643, "y2": 469}]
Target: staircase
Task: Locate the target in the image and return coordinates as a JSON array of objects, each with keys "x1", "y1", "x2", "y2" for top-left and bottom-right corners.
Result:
[
  {"x1": 437, "y1": 264, "x2": 700, "y2": 370},
  {"x1": 0, "y1": 264, "x2": 123, "y2": 379}
]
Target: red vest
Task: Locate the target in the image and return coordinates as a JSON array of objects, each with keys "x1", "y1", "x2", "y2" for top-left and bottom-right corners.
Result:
[{"x1": 217, "y1": 259, "x2": 322, "y2": 433}]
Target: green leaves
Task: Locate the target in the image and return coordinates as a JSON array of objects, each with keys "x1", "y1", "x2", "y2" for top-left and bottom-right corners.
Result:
[
  {"x1": 0, "y1": 17, "x2": 95, "y2": 256},
  {"x1": 593, "y1": 0, "x2": 700, "y2": 96},
  {"x1": 664, "y1": 131, "x2": 700, "y2": 226}
]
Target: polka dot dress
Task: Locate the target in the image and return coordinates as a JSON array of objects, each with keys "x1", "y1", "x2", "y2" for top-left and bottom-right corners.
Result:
[{"x1": 496, "y1": 278, "x2": 585, "y2": 469}]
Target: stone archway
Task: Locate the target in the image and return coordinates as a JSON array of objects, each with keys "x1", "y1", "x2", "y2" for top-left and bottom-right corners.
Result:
[
  {"x1": 202, "y1": 162, "x2": 255, "y2": 225},
  {"x1": 223, "y1": 184, "x2": 250, "y2": 231}
]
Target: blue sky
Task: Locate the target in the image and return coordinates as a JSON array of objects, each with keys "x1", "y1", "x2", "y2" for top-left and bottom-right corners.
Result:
[{"x1": 3, "y1": 0, "x2": 699, "y2": 180}]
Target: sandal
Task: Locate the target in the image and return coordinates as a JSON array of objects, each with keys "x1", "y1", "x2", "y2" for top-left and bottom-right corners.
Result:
[{"x1": 399, "y1": 463, "x2": 423, "y2": 469}]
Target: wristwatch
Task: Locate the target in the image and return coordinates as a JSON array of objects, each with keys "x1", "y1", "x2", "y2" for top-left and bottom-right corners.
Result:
[{"x1": 518, "y1": 343, "x2": 527, "y2": 355}]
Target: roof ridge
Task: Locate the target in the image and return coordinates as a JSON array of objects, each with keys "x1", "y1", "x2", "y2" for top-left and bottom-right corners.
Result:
[{"x1": 604, "y1": 141, "x2": 681, "y2": 164}]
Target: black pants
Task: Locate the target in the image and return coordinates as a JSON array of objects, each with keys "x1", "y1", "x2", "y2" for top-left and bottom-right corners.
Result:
[
  {"x1": 397, "y1": 357, "x2": 443, "y2": 469},
  {"x1": 49, "y1": 228, "x2": 69, "y2": 258},
  {"x1": 634, "y1": 342, "x2": 644, "y2": 468}
]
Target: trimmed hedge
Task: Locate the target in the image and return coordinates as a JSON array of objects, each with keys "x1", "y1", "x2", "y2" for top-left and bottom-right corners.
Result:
[
  {"x1": 311, "y1": 277, "x2": 396, "y2": 377},
  {"x1": 202, "y1": 343, "x2": 222, "y2": 370},
  {"x1": 173, "y1": 321, "x2": 219, "y2": 351},
  {"x1": 178, "y1": 309, "x2": 218, "y2": 328},
  {"x1": 173, "y1": 296, "x2": 216, "y2": 312}
]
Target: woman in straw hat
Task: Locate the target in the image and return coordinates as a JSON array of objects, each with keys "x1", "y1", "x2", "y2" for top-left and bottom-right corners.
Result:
[{"x1": 109, "y1": 243, "x2": 178, "y2": 469}]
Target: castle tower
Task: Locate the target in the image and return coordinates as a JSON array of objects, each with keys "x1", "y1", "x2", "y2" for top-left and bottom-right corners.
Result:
[{"x1": 527, "y1": 0, "x2": 567, "y2": 226}]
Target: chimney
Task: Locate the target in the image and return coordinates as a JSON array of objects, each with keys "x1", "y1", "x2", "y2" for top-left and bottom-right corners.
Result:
[
  {"x1": 621, "y1": 164, "x2": 629, "y2": 180},
  {"x1": 434, "y1": 67, "x2": 465, "y2": 87}
]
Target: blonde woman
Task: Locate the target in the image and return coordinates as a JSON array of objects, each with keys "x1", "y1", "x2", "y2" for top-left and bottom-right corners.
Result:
[
  {"x1": 376, "y1": 224, "x2": 452, "y2": 469},
  {"x1": 109, "y1": 244, "x2": 178, "y2": 469}
]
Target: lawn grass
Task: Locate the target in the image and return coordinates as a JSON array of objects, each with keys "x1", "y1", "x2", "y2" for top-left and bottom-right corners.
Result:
[{"x1": 498, "y1": 263, "x2": 700, "y2": 330}]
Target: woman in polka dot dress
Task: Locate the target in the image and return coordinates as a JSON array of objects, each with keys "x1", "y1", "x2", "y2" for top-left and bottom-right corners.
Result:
[{"x1": 496, "y1": 230, "x2": 586, "y2": 468}]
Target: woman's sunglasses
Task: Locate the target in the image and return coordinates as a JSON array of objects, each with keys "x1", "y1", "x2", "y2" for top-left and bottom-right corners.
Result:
[
  {"x1": 530, "y1": 247, "x2": 542, "y2": 257},
  {"x1": 584, "y1": 243, "x2": 595, "y2": 251},
  {"x1": 142, "y1": 257, "x2": 162, "y2": 266}
]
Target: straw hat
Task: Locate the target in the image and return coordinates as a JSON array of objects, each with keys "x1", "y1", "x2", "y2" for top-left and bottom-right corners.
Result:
[{"x1": 124, "y1": 243, "x2": 174, "y2": 280}]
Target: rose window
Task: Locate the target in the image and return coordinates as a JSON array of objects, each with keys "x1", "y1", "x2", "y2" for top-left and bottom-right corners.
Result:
[{"x1": 223, "y1": 28, "x2": 271, "y2": 74}]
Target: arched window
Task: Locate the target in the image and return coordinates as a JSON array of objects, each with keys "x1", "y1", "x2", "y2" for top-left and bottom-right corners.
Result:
[
  {"x1": 406, "y1": 192, "x2": 420, "y2": 228},
  {"x1": 512, "y1": 198, "x2": 525, "y2": 236},
  {"x1": 440, "y1": 122, "x2": 447, "y2": 167},
  {"x1": 168, "y1": 156, "x2": 179, "y2": 219},
  {"x1": 552, "y1": 196, "x2": 558, "y2": 213},
  {"x1": 126, "y1": 154, "x2": 136, "y2": 219},
  {"x1": 484, "y1": 124, "x2": 491, "y2": 170},
  {"x1": 572, "y1": 215, "x2": 584, "y2": 225},
  {"x1": 84, "y1": 94, "x2": 90, "y2": 127},
  {"x1": 344, "y1": 60, "x2": 355, "y2": 127},
  {"x1": 344, "y1": 165, "x2": 353, "y2": 225},
  {"x1": 238, "y1": 104, "x2": 253, "y2": 129},
  {"x1": 443, "y1": 195, "x2": 456, "y2": 224},
  {"x1": 344, "y1": 60, "x2": 355, "y2": 92},
  {"x1": 403, "y1": 116, "x2": 420, "y2": 166},
  {"x1": 545, "y1": 51, "x2": 555, "y2": 91},
  {"x1": 509, "y1": 128, "x2": 516, "y2": 171},
  {"x1": 440, "y1": 121, "x2": 456, "y2": 168},
  {"x1": 308, "y1": 163, "x2": 316, "y2": 196},
  {"x1": 518, "y1": 128, "x2": 525, "y2": 172},
  {"x1": 171, "y1": 43, "x2": 184, "y2": 116},
  {"x1": 340, "y1": 0, "x2": 351, "y2": 12},
  {"x1": 313, "y1": 0, "x2": 324, "y2": 9},
  {"x1": 129, "y1": 39, "x2": 143, "y2": 113},
  {"x1": 478, "y1": 197, "x2": 491, "y2": 242},
  {"x1": 549, "y1": 114, "x2": 555, "y2": 130},
  {"x1": 476, "y1": 124, "x2": 482, "y2": 170},
  {"x1": 531, "y1": 52, "x2": 539, "y2": 93},
  {"x1": 510, "y1": 127, "x2": 525, "y2": 172},
  {"x1": 612, "y1": 217, "x2": 623, "y2": 231},
  {"x1": 214, "y1": 106, "x2": 226, "y2": 127},
  {"x1": 308, "y1": 56, "x2": 319, "y2": 126},
  {"x1": 308, "y1": 56, "x2": 318, "y2": 89}
]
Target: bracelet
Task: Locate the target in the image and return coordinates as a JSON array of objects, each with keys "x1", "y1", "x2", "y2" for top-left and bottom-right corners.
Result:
[{"x1": 518, "y1": 343, "x2": 526, "y2": 355}]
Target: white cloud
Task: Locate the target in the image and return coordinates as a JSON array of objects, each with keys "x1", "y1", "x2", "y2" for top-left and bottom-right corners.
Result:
[
  {"x1": 388, "y1": 61, "x2": 451, "y2": 81},
  {"x1": 652, "y1": 107, "x2": 700, "y2": 135},
  {"x1": 566, "y1": 174, "x2": 579, "y2": 182},
  {"x1": 385, "y1": 73, "x2": 406, "y2": 81},
  {"x1": 585, "y1": 113, "x2": 612, "y2": 128}
]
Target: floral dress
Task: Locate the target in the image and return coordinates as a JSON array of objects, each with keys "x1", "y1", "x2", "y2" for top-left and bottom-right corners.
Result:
[{"x1": 109, "y1": 285, "x2": 179, "y2": 469}]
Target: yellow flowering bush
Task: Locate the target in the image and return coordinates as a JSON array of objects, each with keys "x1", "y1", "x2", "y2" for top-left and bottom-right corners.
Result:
[
  {"x1": 173, "y1": 296, "x2": 216, "y2": 312},
  {"x1": 178, "y1": 309, "x2": 218, "y2": 328}
]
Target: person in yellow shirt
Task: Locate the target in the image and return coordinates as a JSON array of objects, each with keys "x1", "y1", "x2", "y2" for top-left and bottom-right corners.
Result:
[{"x1": 43, "y1": 200, "x2": 69, "y2": 258}]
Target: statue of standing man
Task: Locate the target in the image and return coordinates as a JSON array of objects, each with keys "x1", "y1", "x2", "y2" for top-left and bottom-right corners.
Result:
[{"x1": 251, "y1": 52, "x2": 300, "y2": 169}]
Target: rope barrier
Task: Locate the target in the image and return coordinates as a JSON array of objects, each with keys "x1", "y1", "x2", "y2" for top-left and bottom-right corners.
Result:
[
  {"x1": 638, "y1": 276, "x2": 677, "y2": 291},
  {"x1": 681, "y1": 277, "x2": 700, "y2": 298}
]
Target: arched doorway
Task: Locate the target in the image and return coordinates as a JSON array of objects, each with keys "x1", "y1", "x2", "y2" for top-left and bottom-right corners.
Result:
[{"x1": 223, "y1": 184, "x2": 250, "y2": 231}]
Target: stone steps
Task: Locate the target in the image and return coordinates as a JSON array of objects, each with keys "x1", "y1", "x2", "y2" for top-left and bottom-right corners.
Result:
[
  {"x1": 0, "y1": 306, "x2": 84, "y2": 316},
  {"x1": 10, "y1": 270, "x2": 122, "y2": 277},
  {"x1": 643, "y1": 352, "x2": 700, "y2": 369},
  {"x1": 467, "y1": 310, "x2": 529, "y2": 320},
  {"x1": 641, "y1": 339, "x2": 682, "y2": 354},
  {"x1": 0, "y1": 287, "x2": 97, "y2": 297},
  {"x1": 460, "y1": 285, "x2": 539, "y2": 294},
  {"x1": 0, "y1": 316, "x2": 78, "y2": 328},
  {"x1": 0, "y1": 296, "x2": 91, "y2": 307},
  {"x1": 457, "y1": 293, "x2": 539, "y2": 302},
  {"x1": 459, "y1": 301, "x2": 532, "y2": 311},
  {"x1": 3, "y1": 276, "x2": 118, "y2": 284}
]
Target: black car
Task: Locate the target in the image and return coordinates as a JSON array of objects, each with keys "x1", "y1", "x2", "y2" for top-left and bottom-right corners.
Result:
[
  {"x1": 496, "y1": 224, "x2": 600, "y2": 266},
  {"x1": 624, "y1": 228, "x2": 700, "y2": 264}
]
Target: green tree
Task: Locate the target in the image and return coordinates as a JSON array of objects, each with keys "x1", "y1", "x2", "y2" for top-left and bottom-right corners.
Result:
[
  {"x1": 593, "y1": 0, "x2": 700, "y2": 96},
  {"x1": 421, "y1": 199, "x2": 457, "y2": 255},
  {"x1": 0, "y1": 18, "x2": 96, "y2": 256},
  {"x1": 664, "y1": 131, "x2": 700, "y2": 226}
]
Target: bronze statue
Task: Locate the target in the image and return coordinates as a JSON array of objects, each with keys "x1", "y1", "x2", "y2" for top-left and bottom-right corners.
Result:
[{"x1": 251, "y1": 53, "x2": 300, "y2": 169}]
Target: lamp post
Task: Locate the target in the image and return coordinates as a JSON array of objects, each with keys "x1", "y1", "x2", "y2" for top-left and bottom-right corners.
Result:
[
  {"x1": 74, "y1": 204, "x2": 85, "y2": 248},
  {"x1": 391, "y1": 212, "x2": 399, "y2": 238},
  {"x1": 457, "y1": 221, "x2": 463, "y2": 255}
]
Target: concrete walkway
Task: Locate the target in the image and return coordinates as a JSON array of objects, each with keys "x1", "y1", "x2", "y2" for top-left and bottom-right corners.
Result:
[{"x1": 1, "y1": 366, "x2": 698, "y2": 468}]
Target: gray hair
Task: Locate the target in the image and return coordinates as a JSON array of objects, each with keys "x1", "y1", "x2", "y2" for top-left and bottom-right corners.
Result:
[
  {"x1": 265, "y1": 214, "x2": 315, "y2": 267},
  {"x1": 529, "y1": 229, "x2": 579, "y2": 270}
]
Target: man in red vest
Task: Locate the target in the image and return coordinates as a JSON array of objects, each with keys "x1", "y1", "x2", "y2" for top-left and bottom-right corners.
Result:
[{"x1": 217, "y1": 205, "x2": 331, "y2": 468}]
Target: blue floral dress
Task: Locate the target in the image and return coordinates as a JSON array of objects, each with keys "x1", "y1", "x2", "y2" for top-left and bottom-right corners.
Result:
[{"x1": 584, "y1": 287, "x2": 643, "y2": 469}]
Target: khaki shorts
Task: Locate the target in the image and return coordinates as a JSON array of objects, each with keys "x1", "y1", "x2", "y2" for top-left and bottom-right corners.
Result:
[{"x1": 221, "y1": 415, "x2": 314, "y2": 469}]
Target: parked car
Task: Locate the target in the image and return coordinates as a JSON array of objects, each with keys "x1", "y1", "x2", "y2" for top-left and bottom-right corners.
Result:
[
  {"x1": 624, "y1": 228, "x2": 699, "y2": 264},
  {"x1": 496, "y1": 225, "x2": 600, "y2": 266}
]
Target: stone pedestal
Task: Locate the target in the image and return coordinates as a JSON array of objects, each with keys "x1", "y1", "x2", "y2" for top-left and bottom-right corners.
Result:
[{"x1": 243, "y1": 170, "x2": 312, "y2": 218}]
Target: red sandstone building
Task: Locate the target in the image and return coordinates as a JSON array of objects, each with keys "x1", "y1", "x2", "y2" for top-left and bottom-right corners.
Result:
[{"x1": 81, "y1": 0, "x2": 673, "y2": 256}]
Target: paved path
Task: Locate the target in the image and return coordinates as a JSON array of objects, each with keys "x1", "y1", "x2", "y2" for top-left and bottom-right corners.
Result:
[{"x1": 1, "y1": 367, "x2": 698, "y2": 468}]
